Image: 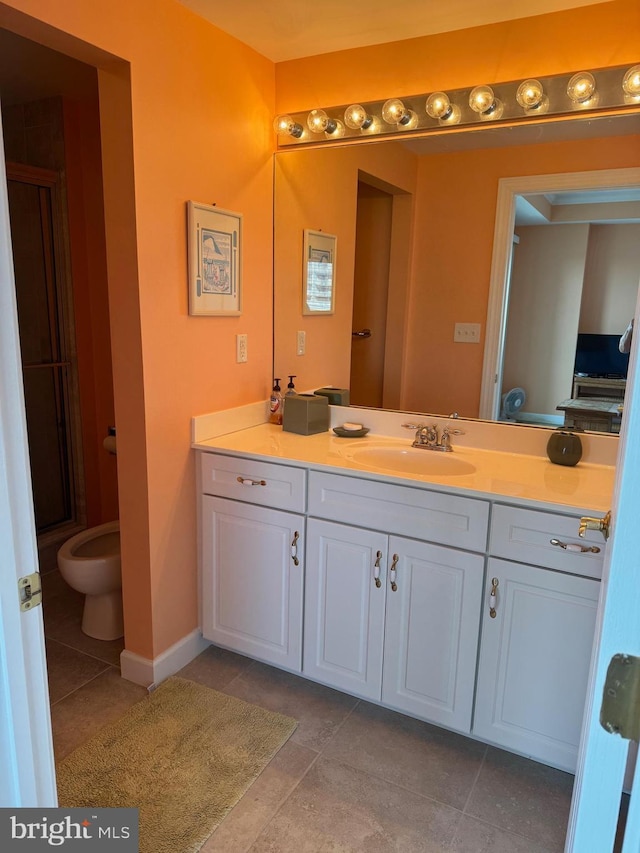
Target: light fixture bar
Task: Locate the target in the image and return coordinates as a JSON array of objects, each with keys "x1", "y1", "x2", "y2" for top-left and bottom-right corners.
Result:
[{"x1": 275, "y1": 63, "x2": 639, "y2": 148}]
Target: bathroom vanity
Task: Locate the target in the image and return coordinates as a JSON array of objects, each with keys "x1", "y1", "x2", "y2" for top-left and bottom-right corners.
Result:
[{"x1": 194, "y1": 417, "x2": 614, "y2": 774}]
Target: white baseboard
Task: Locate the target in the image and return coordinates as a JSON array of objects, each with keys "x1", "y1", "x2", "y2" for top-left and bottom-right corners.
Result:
[{"x1": 120, "y1": 629, "x2": 210, "y2": 688}]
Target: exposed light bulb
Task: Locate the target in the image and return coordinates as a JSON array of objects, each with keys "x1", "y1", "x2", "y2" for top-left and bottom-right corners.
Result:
[
  {"x1": 382, "y1": 98, "x2": 412, "y2": 126},
  {"x1": 469, "y1": 85, "x2": 504, "y2": 120},
  {"x1": 622, "y1": 65, "x2": 640, "y2": 100},
  {"x1": 515, "y1": 79, "x2": 549, "y2": 115},
  {"x1": 326, "y1": 119, "x2": 345, "y2": 138},
  {"x1": 273, "y1": 115, "x2": 303, "y2": 138},
  {"x1": 567, "y1": 72, "x2": 597, "y2": 104},
  {"x1": 344, "y1": 104, "x2": 373, "y2": 130},
  {"x1": 307, "y1": 109, "x2": 338, "y2": 134},
  {"x1": 425, "y1": 92, "x2": 461, "y2": 125}
]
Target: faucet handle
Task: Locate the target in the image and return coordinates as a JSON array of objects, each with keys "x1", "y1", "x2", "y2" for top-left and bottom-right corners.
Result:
[
  {"x1": 440, "y1": 426, "x2": 465, "y2": 450},
  {"x1": 401, "y1": 422, "x2": 424, "y2": 431}
]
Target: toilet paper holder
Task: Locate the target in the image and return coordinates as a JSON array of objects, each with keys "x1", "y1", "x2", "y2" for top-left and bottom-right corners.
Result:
[{"x1": 103, "y1": 426, "x2": 117, "y2": 455}]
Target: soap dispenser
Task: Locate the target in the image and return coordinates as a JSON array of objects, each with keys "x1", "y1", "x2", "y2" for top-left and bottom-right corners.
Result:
[
  {"x1": 269, "y1": 378, "x2": 283, "y2": 425},
  {"x1": 285, "y1": 375, "x2": 297, "y2": 397}
]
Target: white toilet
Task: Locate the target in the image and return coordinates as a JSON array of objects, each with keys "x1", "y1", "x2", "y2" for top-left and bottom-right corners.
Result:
[{"x1": 57, "y1": 521, "x2": 123, "y2": 641}]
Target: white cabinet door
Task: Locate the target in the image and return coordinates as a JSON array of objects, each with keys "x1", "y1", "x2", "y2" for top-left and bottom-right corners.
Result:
[
  {"x1": 304, "y1": 519, "x2": 387, "y2": 700},
  {"x1": 382, "y1": 536, "x2": 484, "y2": 733},
  {"x1": 473, "y1": 557, "x2": 600, "y2": 772},
  {"x1": 201, "y1": 496, "x2": 304, "y2": 672}
]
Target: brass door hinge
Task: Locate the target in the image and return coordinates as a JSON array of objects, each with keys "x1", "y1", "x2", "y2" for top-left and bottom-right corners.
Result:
[
  {"x1": 18, "y1": 572, "x2": 42, "y2": 612},
  {"x1": 600, "y1": 653, "x2": 640, "y2": 742}
]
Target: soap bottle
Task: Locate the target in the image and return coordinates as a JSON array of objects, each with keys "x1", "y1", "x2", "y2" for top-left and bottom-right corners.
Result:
[
  {"x1": 285, "y1": 375, "x2": 297, "y2": 397},
  {"x1": 269, "y1": 378, "x2": 283, "y2": 425},
  {"x1": 281, "y1": 374, "x2": 297, "y2": 420}
]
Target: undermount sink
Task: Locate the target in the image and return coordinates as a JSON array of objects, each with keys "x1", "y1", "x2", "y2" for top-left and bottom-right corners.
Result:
[{"x1": 344, "y1": 445, "x2": 477, "y2": 476}]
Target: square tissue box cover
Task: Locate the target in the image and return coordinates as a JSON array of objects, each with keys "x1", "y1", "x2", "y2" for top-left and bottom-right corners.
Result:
[
  {"x1": 283, "y1": 394, "x2": 329, "y2": 435},
  {"x1": 313, "y1": 387, "x2": 350, "y2": 406}
]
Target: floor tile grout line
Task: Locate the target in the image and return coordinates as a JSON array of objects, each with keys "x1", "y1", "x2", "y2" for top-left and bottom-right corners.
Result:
[
  {"x1": 315, "y1": 751, "x2": 470, "y2": 817},
  {"x1": 49, "y1": 664, "x2": 118, "y2": 707},
  {"x1": 458, "y1": 811, "x2": 563, "y2": 852},
  {"x1": 314, "y1": 697, "x2": 361, "y2": 756},
  {"x1": 216, "y1": 657, "x2": 258, "y2": 693},
  {"x1": 44, "y1": 634, "x2": 123, "y2": 668},
  {"x1": 460, "y1": 742, "x2": 489, "y2": 815},
  {"x1": 240, "y1": 748, "x2": 325, "y2": 853}
]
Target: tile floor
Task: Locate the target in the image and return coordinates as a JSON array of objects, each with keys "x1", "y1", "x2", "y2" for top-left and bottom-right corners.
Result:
[{"x1": 43, "y1": 569, "x2": 626, "y2": 852}]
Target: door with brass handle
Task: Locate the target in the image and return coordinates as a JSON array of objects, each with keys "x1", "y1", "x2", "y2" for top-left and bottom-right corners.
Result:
[
  {"x1": 389, "y1": 554, "x2": 399, "y2": 591},
  {"x1": 373, "y1": 550, "x2": 382, "y2": 588},
  {"x1": 489, "y1": 577, "x2": 499, "y2": 618},
  {"x1": 290, "y1": 531, "x2": 300, "y2": 566},
  {"x1": 579, "y1": 510, "x2": 611, "y2": 541}
]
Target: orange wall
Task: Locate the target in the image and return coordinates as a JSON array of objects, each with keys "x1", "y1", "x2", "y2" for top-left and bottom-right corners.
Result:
[
  {"x1": 275, "y1": 0, "x2": 639, "y2": 112},
  {"x1": 0, "y1": 0, "x2": 275, "y2": 658}
]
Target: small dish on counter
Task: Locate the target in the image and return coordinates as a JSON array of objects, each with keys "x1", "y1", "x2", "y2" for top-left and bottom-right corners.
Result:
[{"x1": 333, "y1": 426, "x2": 370, "y2": 438}]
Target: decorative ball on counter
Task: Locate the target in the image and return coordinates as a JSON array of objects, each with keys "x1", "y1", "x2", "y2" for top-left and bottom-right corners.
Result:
[{"x1": 546, "y1": 430, "x2": 583, "y2": 467}]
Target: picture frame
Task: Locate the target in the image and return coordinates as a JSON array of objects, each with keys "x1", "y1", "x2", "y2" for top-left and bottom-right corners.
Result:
[
  {"x1": 187, "y1": 201, "x2": 242, "y2": 316},
  {"x1": 302, "y1": 229, "x2": 336, "y2": 315}
]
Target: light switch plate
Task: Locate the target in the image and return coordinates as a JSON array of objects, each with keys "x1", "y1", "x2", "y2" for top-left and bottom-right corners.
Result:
[
  {"x1": 297, "y1": 330, "x2": 306, "y2": 356},
  {"x1": 454, "y1": 323, "x2": 481, "y2": 343}
]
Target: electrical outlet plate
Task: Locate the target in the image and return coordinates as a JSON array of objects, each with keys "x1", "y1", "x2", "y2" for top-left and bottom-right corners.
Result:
[
  {"x1": 236, "y1": 334, "x2": 247, "y2": 363},
  {"x1": 454, "y1": 323, "x2": 481, "y2": 343},
  {"x1": 296, "y1": 330, "x2": 306, "y2": 356}
]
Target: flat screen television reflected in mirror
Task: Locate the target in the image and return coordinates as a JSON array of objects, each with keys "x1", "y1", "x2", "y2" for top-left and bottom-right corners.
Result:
[{"x1": 574, "y1": 334, "x2": 630, "y2": 379}]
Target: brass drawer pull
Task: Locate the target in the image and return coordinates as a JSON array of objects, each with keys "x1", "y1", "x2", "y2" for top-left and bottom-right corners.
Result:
[
  {"x1": 237, "y1": 476, "x2": 267, "y2": 486},
  {"x1": 550, "y1": 538, "x2": 600, "y2": 554}
]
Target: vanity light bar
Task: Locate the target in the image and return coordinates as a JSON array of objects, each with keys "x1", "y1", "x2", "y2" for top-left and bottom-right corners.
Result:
[{"x1": 275, "y1": 63, "x2": 640, "y2": 147}]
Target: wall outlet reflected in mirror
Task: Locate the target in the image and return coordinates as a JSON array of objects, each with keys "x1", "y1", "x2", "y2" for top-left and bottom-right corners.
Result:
[
  {"x1": 297, "y1": 330, "x2": 306, "y2": 355},
  {"x1": 454, "y1": 323, "x2": 481, "y2": 343}
]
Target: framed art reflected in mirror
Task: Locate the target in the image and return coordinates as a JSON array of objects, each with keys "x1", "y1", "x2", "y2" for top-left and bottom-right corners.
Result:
[{"x1": 303, "y1": 229, "x2": 336, "y2": 315}]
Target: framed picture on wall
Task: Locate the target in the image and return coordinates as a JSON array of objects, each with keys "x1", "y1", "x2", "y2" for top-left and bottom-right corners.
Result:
[
  {"x1": 187, "y1": 201, "x2": 242, "y2": 316},
  {"x1": 302, "y1": 229, "x2": 336, "y2": 315}
]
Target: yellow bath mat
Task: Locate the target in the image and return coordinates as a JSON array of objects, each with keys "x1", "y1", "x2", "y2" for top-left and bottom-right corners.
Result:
[{"x1": 56, "y1": 676, "x2": 297, "y2": 853}]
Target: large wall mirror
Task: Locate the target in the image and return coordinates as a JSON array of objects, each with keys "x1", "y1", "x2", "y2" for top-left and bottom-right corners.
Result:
[{"x1": 274, "y1": 112, "x2": 640, "y2": 432}]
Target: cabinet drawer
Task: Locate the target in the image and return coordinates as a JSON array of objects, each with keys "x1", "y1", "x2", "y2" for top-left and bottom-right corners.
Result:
[
  {"x1": 490, "y1": 504, "x2": 604, "y2": 579},
  {"x1": 308, "y1": 471, "x2": 489, "y2": 552},
  {"x1": 199, "y1": 452, "x2": 306, "y2": 512}
]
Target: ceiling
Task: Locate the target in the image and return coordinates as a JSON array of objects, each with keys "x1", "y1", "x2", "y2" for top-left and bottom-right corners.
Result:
[
  {"x1": 176, "y1": 0, "x2": 613, "y2": 62},
  {"x1": 0, "y1": 1, "x2": 617, "y2": 105}
]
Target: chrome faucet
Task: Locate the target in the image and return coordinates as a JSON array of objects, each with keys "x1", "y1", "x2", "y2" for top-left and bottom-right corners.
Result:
[{"x1": 402, "y1": 423, "x2": 465, "y2": 452}]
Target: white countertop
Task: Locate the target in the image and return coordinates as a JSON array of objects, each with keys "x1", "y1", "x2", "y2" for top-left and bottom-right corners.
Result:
[{"x1": 193, "y1": 423, "x2": 615, "y2": 514}]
